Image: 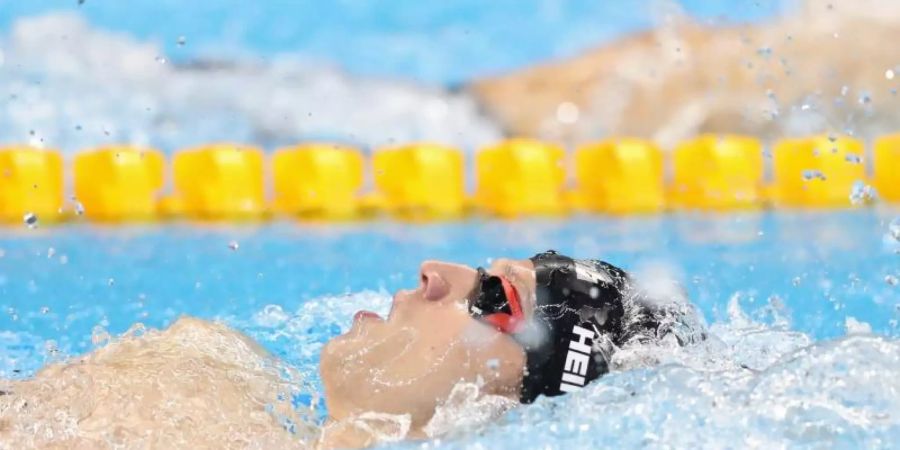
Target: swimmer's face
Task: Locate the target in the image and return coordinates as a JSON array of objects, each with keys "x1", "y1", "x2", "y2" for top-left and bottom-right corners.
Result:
[{"x1": 320, "y1": 259, "x2": 536, "y2": 430}]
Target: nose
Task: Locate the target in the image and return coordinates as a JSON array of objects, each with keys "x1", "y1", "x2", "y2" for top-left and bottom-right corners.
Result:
[{"x1": 419, "y1": 263, "x2": 451, "y2": 301}]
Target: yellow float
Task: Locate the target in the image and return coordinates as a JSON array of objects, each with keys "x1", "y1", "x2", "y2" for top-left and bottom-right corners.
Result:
[
  {"x1": 771, "y1": 135, "x2": 866, "y2": 207},
  {"x1": 670, "y1": 135, "x2": 764, "y2": 210},
  {"x1": 0, "y1": 146, "x2": 64, "y2": 224},
  {"x1": 273, "y1": 144, "x2": 363, "y2": 219},
  {"x1": 874, "y1": 134, "x2": 900, "y2": 202},
  {"x1": 574, "y1": 138, "x2": 664, "y2": 214},
  {"x1": 167, "y1": 144, "x2": 265, "y2": 220},
  {"x1": 476, "y1": 138, "x2": 566, "y2": 217},
  {"x1": 373, "y1": 143, "x2": 466, "y2": 220},
  {"x1": 74, "y1": 146, "x2": 164, "y2": 221}
]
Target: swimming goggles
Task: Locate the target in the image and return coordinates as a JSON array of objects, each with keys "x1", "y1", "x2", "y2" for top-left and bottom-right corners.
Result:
[{"x1": 466, "y1": 267, "x2": 524, "y2": 334}]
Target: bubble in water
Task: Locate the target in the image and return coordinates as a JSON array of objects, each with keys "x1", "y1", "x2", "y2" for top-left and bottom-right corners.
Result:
[
  {"x1": 91, "y1": 325, "x2": 111, "y2": 346},
  {"x1": 840, "y1": 85, "x2": 849, "y2": 96},
  {"x1": 887, "y1": 69, "x2": 896, "y2": 80},
  {"x1": 791, "y1": 276, "x2": 801, "y2": 286},
  {"x1": 848, "y1": 181, "x2": 877, "y2": 205},
  {"x1": 107, "y1": 278, "x2": 115, "y2": 286},
  {"x1": 801, "y1": 169, "x2": 826, "y2": 181},
  {"x1": 44, "y1": 340, "x2": 59, "y2": 356},
  {"x1": 40, "y1": 306, "x2": 50, "y2": 314},
  {"x1": 155, "y1": 56, "x2": 167, "y2": 64},
  {"x1": 228, "y1": 240, "x2": 240, "y2": 251},
  {"x1": 844, "y1": 153, "x2": 862, "y2": 164},
  {"x1": 74, "y1": 200, "x2": 85, "y2": 215},
  {"x1": 858, "y1": 92, "x2": 871, "y2": 104},
  {"x1": 177, "y1": 36, "x2": 187, "y2": 46},
  {"x1": 889, "y1": 218, "x2": 900, "y2": 241},
  {"x1": 845, "y1": 317, "x2": 872, "y2": 334},
  {"x1": 886, "y1": 275, "x2": 899, "y2": 286},
  {"x1": 47, "y1": 247, "x2": 56, "y2": 258},
  {"x1": 23, "y1": 212, "x2": 38, "y2": 228}
]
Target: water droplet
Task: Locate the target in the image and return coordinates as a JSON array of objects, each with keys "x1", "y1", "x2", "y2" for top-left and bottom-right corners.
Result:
[
  {"x1": 886, "y1": 275, "x2": 899, "y2": 286},
  {"x1": 888, "y1": 217, "x2": 900, "y2": 241},
  {"x1": 44, "y1": 340, "x2": 59, "y2": 356},
  {"x1": 228, "y1": 240, "x2": 240, "y2": 251},
  {"x1": 91, "y1": 325, "x2": 111, "y2": 346},
  {"x1": 801, "y1": 169, "x2": 826, "y2": 181},
  {"x1": 849, "y1": 181, "x2": 877, "y2": 205},
  {"x1": 589, "y1": 286, "x2": 600, "y2": 299},
  {"x1": 23, "y1": 212, "x2": 38, "y2": 228}
]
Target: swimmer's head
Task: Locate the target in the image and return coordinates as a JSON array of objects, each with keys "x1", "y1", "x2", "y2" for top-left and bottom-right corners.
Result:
[
  {"x1": 319, "y1": 259, "x2": 533, "y2": 430},
  {"x1": 320, "y1": 252, "x2": 686, "y2": 431}
]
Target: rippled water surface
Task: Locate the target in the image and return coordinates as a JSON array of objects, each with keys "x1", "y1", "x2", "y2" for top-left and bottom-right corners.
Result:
[{"x1": 1, "y1": 211, "x2": 898, "y2": 447}]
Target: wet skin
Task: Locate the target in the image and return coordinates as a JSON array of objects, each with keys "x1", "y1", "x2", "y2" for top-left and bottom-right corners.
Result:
[{"x1": 319, "y1": 258, "x2": 538, "y2": 446}]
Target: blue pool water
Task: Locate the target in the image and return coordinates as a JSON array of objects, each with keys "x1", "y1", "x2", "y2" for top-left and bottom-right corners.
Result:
[
  {"x1": 1, "y1": 210, "x2": 899, "y2": 446},
  {"x1": 3, "y1": 1, "x2": 900, "y2": 446}
]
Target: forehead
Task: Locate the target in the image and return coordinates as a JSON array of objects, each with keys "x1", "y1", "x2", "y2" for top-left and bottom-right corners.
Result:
[{"x1": 486, "y1": 258, "x2": 534, "y2": 274}]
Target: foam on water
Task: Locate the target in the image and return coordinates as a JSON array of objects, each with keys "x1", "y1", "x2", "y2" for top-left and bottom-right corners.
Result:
[
  {"x1": 226, "y1": 289, "x2": 900, "y2": 449},
  {"x1": 4, "y1": 288, "x2": 896, "y2": 448},
  {"x1": 0, "y1": 14, "x2": 502, "y2": 153}
]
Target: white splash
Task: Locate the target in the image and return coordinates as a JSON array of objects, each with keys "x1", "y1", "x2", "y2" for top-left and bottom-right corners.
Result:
[{"x1": 0, "y1": 14, "x2": 502, "y2": 153}]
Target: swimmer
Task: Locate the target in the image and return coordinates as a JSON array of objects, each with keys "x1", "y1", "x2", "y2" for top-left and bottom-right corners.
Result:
[
  {"x1": 319, "y1": 250, "x2": 705, "y2": 447},
  {"x1": 0, "y1": 251, "x2": 705, "y2": 449}
]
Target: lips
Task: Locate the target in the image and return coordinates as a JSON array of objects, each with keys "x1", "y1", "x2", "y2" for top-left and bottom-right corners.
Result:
[{"x1": 353, "y1": 310, "x2": 381, "y2": 322}]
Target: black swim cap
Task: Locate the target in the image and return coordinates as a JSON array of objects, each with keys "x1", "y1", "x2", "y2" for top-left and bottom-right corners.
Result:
[
  {"x1": 516, "y1": 250, "x2": 706, "y2": 402},
  {"x1": 516, "y1": 250, "x2": 658, "y2": 403}
]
